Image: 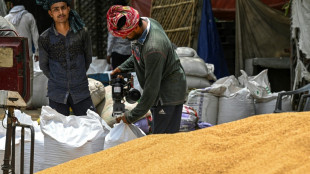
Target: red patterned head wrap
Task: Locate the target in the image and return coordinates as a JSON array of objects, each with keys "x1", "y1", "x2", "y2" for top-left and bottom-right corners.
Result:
[{"x1": 107, "y1": 5, "x2": 140, "y2": 37}]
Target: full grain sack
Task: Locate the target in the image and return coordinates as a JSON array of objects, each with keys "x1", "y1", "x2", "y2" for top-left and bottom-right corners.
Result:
[{"x1": 37, "y1": 112, "x2": 310, "y2": 174}]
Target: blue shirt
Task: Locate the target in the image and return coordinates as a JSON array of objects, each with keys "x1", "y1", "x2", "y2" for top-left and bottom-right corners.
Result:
[
  {"x1": 38, "y1": 25, "x2": 92, "y2": 104},
  {"x1": 135, "y1": 17, "x2": 150, "y2": 45}
]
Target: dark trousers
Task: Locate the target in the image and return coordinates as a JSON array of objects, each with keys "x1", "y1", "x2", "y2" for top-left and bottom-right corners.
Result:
[
  {"x1": 49, "y1": 94, "x2": 95, "y2": 116},
  {"x1": 151, "y1": 104, "x2": 183, "y2": 134},
  {"x1": 111, "y1": 52, "x2": 131, "y2": 70}
]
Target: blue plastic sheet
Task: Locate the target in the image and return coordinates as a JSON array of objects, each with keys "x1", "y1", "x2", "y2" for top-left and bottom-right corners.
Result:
[
  {"x1": 87, "y1": 73, "x2": 110, "y2": 86},
  {"x1": 197, "y1": 0, "x2": 229, "y2": 79}
]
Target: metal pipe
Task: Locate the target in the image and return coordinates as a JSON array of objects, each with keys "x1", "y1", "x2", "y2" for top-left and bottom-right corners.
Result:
[
  {"x1": 21, "y1": 127, "x2": 24, "y2": 174},
  {"x1": 2, "y1": 107, "x2": 14, "y2": 174},
  {"x1": 30, "y1": 125, "x2": 35, "y2": 174},
  {"x1": 2, "y1": 108, "x2": 35, "y2": 174},
  {"x1": 18, "y1": 124, "x2": 35, "y2": 174},
  {"x1": 12, "y1": 125, "x2": 16, "y2": 174}
]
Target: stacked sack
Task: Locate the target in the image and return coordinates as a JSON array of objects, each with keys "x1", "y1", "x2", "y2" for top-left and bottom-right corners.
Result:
[
  {"x1": 186, "y1": 69, "x2": 292, "y2": 125},
  {"x1": 175, "y1": 47, "x2": 216, "y2": 90},
  {"x1": 186, "y1": 89, "x2": 218, "y2": 125},
  {"x1": 238, "y1": 70, "x2": 292, "y2": 114},
  {"x1": 196, "y1": 75, "x2": 255, "y2": 125}
]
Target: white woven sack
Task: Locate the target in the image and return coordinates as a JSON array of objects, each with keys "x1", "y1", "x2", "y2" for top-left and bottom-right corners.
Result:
[
  {"x1": 180, "y1": 57, "x2": 209, "y2": 77},
  {"x1": 104, "y1": 121, "x2": 145, "y2": 150},
  {"x1": 101, "y1": 86, "x2": 151, "y2": 128},
  {"x1": 88, "y1": 78, "x2": 106, "y2": 107},
  {"x1": 255, "y1": 93, "x2": 292, "y2": 114},
  {"x1": 32, "y1": 59, "x2": 49, "y2": 107},
  {"x1": 186, "y1": 90, "x2": 218, "y2": 125},
  {"x1": 238, "y1": 69, "x2": 271, "y2": 99},
  {"x1": 206, "y1": 75, "x2": 242, "y2": 97},
  {"x1": 32, "y1": 71, "x2": 49, "y2": 107},
  {"x1": 40, "y1": 106, "x2": 106, "y2": 169},
  {"x1": 96, "y1": 98, "x2": 106, "y2": 116},
  {"x1": 186, "y1": 75, "x2": 211, "y2": 90},
  {"x1": 217, "y1": 88, "x2": 255, "y2": 124},
  {"x1": 175, "y1": 47, "x2": 199, "y2": 57}
]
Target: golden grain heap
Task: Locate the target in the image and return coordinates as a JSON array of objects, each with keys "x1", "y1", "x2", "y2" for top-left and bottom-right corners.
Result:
[{"x1": 37, "y1": 112, "x2": 310, "y2": 174}]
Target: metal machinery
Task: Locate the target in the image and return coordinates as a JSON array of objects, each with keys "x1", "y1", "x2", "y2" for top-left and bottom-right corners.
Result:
[
  {"x1": 110, "y1": 73, "x2": 141, "y2": 117},
  {"x1": 1, "y1": 30, "x2": 34, "y2": 173},
  {"x1": 0, "y1": 90, "x2": 34, "y2": 174},
  {"x1": 0, "y1": 30, "x2": 30, "y2": 103}
]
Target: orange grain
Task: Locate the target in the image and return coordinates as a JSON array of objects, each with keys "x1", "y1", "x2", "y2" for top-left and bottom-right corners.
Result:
[{"x1": 37, "y1": 112, "x2": 310, "y2": 174}]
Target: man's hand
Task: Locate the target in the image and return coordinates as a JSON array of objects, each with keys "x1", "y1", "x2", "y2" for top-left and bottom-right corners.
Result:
[
  {"x1": 111, "y1": 67, "x2": 121, "y2": 76},
  {"x1": 34, "y1": 55, "x2": 39, "y2": 62},
  {"x1": 116, "y1": 115, "x2": 129, "y2": 124},
  {"x1": 107, "y1": 55, "x2": 111, "y2": 64}
]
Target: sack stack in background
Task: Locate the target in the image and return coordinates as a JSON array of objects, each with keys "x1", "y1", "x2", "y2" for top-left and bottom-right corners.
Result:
[
  {"x1": 217, "y1": 88, "x2": 255, "y2": 124},
  {"x1": 204, "y1": 75, "x2": 255, "y2": 125},
  {"x1": 186, "y1": 89, "x2": 218, "y2": 125},
  {"x1": 238, "y1": 69, "x2": 292, "y2": 115},
  {"x1": 175, "y1": 47, "x2": 200, "y2": 58},
  {"x1": 185, "y1": 69, "x2": 292, "y2": 125},
  {"x1": 176, "y1": 47, "x2": 216, "y2": 90},
  {"x1": 255, "y1": 93, "x2": 292, "y2": 114}
]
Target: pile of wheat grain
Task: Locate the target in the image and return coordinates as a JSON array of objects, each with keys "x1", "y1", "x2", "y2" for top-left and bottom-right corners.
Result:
[{"x1": 37, "y1": 112, "x2": 310, "y2": 174}]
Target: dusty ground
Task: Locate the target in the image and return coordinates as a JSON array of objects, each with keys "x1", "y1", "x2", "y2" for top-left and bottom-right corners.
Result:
[{"x1": 0, "y1": 107, "x2": 41, "y2": 121}]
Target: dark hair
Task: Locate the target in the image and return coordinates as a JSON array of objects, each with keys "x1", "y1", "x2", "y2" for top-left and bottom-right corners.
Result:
[
  {"x1": 117, "y1": 17, "x2": 142, "y2": 30},
  {"x1": 11, "y1": 0, "x2": 23, "y2": 6},
  {"x1": 138, "y1": 18, "x2": 142, "y2": 27},
  {"x1": 49, "y1": 1, "x2": 70, "y2": 10},
  {"x1": 113, "y1": 0, "x2": 127, "y2": 6},
  {"x1": 117, "y1": 16, "x2": 126, "y2": 30}
]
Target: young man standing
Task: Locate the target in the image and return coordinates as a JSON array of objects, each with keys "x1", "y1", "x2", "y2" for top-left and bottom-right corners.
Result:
[
  {"x1": 107, "y1": 5, "x2": 187, "y2": 134},
  {"x1": 36, "y1": 0, "x2": 95, "y2": 116}
]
